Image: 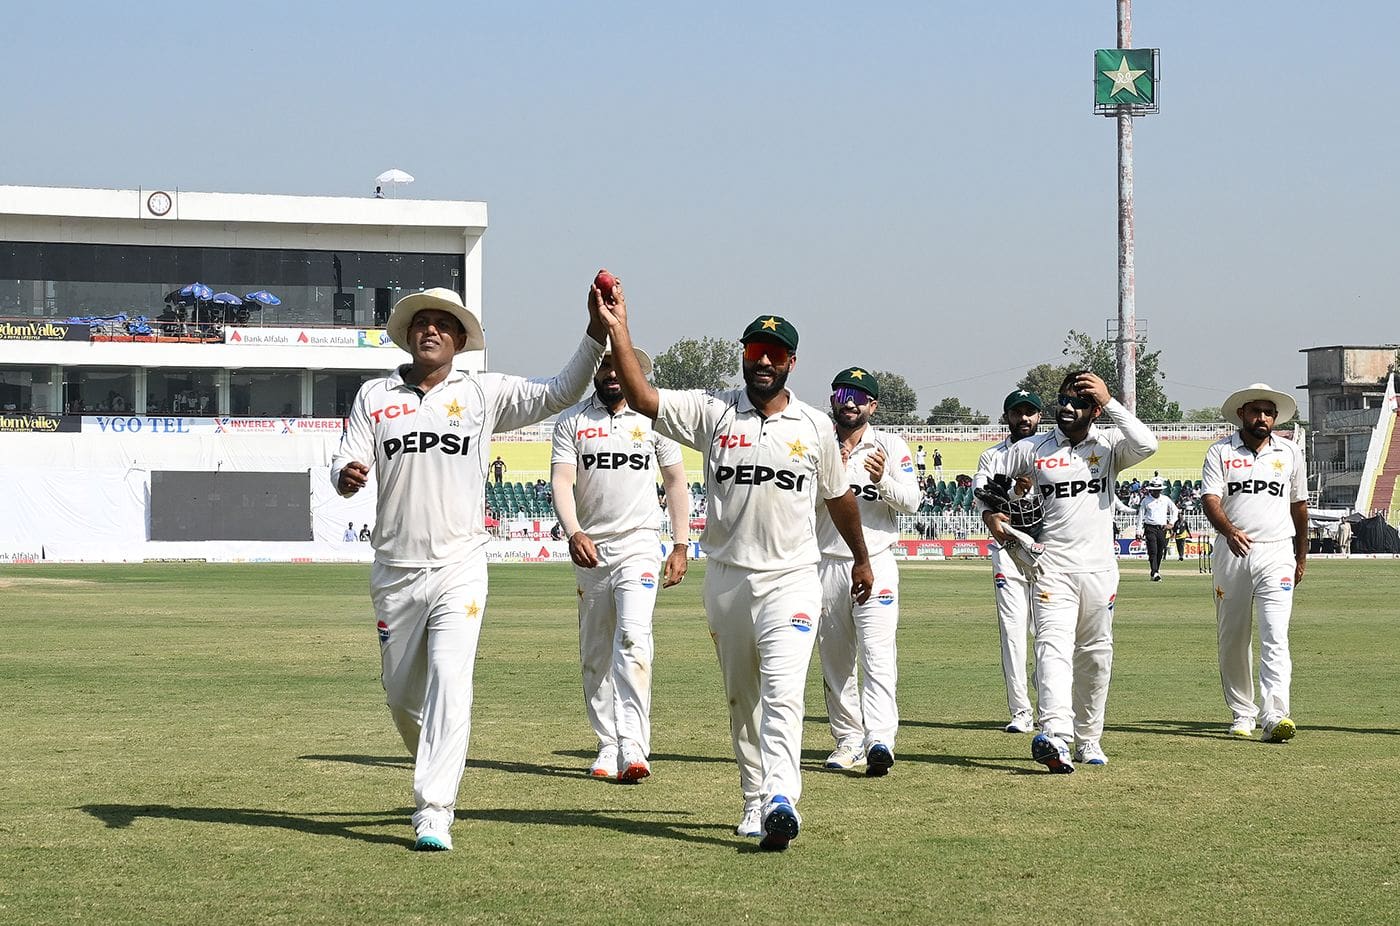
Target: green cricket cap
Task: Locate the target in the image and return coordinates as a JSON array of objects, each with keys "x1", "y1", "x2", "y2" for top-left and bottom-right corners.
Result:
[
  {"x1": 831, "y1": 367, "x2": 879, "y2": 400},
  {"x1": 740, "y1": 315, "x2": 798, "y2": 351},
  {"x1": 1003, "y1": 389, "x2": 1044, "y2": 413}
]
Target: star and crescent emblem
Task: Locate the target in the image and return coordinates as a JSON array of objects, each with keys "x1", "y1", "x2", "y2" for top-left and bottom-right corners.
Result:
[
  {"x1": 630, "y1": 426, "x2": 646, "y2": 442},
  {"x1": 787, "y1": 439, "x2": 808, "y2": 459},
  {"x1": 1087, "y1": 452, "x2": 1101, "y2": 467},
  {"x1": 1102, "y1": 56, "x2": 1148, "y2": 97},
  {"x1": 760, "y1": 317, "x2": 780, "y2": 331},
  {"x1": 847, "y1": 368, "x2": 866, "y2": 380},
  {"x1": 444, "y1": 399, "x2": 463, "y2": 418},
  {"x1": 466, "y1": 601, "x2": 480, "y2": 618}
]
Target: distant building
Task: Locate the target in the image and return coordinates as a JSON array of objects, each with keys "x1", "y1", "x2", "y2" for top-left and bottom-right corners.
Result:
[
  {"x1": 0, "y1": 184, "x2": 486, "y2": 417},
  {"x1": 1297, "y1": 344, "x2": 1399, "y2": 507}
]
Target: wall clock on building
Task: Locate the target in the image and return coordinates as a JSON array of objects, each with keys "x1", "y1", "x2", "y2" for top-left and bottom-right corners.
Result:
[{"x1": 146, "y1": 191, "x2": 172, "y2": 216}]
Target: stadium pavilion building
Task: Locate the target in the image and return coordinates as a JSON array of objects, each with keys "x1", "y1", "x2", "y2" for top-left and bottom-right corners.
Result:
[{"x1": 0, "y1": 184, "x2": 488, "y2": 562}]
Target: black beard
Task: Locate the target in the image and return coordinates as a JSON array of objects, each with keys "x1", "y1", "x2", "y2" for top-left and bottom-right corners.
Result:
[{"x1": 745, "y1": 367, "x2": 790, "y2": 402}]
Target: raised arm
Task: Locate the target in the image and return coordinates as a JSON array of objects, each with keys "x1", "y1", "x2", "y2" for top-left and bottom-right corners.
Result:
[{"x1": 593, "y1": 280, "x2": 659, "y2": 419}]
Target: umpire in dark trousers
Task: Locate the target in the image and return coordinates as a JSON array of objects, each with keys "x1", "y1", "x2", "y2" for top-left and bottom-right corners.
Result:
[{"x1": 1136, "y1": 477, "x2": 1178, "y2": 582}]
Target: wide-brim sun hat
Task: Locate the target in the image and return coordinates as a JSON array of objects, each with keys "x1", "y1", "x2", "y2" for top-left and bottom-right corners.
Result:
[
  {"x1": 386, "y1": 287, "x2": 485, "y2": 354},
  {"x1": 603, "y1": 341, "x2": 653, "y2": 376},
  {"x1": 1221, "y1": 383, "x2": 1297, "y2": 426}
]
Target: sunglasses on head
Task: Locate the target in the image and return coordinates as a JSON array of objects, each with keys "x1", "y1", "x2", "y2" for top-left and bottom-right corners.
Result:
[
  {"x1": 743, "y1": 341, "x2": 790, "y2": 364},
  {"x1": 1057, "y1": 393, "x2": 1095, "y2": 410},
  {"x1": 832, "y1": 386, "x2": 873, "y2": 407}
]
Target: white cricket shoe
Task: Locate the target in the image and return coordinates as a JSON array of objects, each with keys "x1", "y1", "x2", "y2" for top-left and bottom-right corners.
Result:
[
  {"x1": 618, "y1": 742, "x2": 651, "y2": 781},
  {"x1": 1228, "y1": 717, "x2": 1256, "y2": 738},
  {"x1": 735, "y1": 803, "x2": 763, "y2": 837},
  {"x1": 1262, "y1": 717, "x2": 1296, "y2": 743},
  {"x1": 824, "y1": 740, "x2": 866, "y2": 770},
  {"x1": 1074, "y1": 740, "x2": 1109, "y2": 766},
  {"x1": 1004, "y1": 711, "x2": 1036, "y2": 734},
  {"x1": 589, "y1": 744, "x2": 619, "y2": 779},
  {"x1": 413, "y1": 820, "x2": 453, "y2": 852}
]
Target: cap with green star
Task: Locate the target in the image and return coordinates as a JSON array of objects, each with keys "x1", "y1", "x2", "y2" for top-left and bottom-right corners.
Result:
[
  {"x1": 1003, "y1": 389, "x2": 1044, "y2": 413},
  {"x1": 831, "y1": 367, "x2": 879, "y2": 400},
  {"x1": 740, "y1": 315, "x2": 798, "y2": 350}
]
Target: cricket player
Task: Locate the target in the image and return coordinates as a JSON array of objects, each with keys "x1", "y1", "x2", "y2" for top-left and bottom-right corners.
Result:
[
  {"x1": 816, "y1": 367, "x2": 919, "y2": 776},
  {"x1": 332, "y1": 285, "x2": 606, "y2": 851},
  {"x1": 973, "y1": 389, "x2": 1044, "y2": 734},
  {"x1": 596, "y1": 280, "x2": 873, "y2": 851},
  {"x1": 1137, "y1": 477, "x2": 1178, "y2": 581},
  {"x1": 551, "y1": 345, "x2": 692, "y2": 782},
  {"x1": 984, "y1": 371, "x2": 1157, "y2": 772},
  {"x1": 1202, "y1": 383, "x2": 1308, "y2": 742}
]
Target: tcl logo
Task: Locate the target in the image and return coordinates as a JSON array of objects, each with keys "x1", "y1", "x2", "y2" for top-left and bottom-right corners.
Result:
[
  {"x1": 370, "y1": 403, "x2": 416, "y2": 423},
  {"x1": 716, "y1": 433, "x2": 753, "y2": 448},
  {"x1": 1222, "y1": 458, "x2": 1252, "y2": 469},
  {"x1": 1035, "y1": 456, "x2": 1072, "y2": 469},
  {"x1": 577, "y1": 427, "x2": 610, "y2": 439}
]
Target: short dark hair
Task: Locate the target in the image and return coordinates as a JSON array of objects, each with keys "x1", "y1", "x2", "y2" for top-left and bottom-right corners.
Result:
[{"x1": 1059, "y1": 369, "x2": 1092, "y2": 393}]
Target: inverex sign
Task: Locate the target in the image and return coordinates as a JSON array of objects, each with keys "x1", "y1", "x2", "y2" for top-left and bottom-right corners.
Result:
[
  {"x1": 83, "y1": 416, "x2": 346, "y2": 435},
  {"x1": 225, "y1": 327, "x2": 394, "y2": 348}
]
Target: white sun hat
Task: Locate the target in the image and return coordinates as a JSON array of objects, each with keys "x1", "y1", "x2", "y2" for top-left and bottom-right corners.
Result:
[
  {"x1": 1220, "y1": 383, "x2": 1297, "y2": 426},
  {"x1": 386, "y1": 288, "x2": 484, "y2": 354},
  {"x1": 603, "y1": 339, "x2": 653, "y2": 376}
]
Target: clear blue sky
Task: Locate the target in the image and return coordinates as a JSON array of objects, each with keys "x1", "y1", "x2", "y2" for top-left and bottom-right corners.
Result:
[{"x1": 7, "y1": 1, "x2": 1398, "y2": 418}]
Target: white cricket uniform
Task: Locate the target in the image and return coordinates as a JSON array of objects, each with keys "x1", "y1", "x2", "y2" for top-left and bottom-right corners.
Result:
[
  {"x1": 815, "y1": 427, "x2": 919, "y2": 751},
  {"x1": 552, "y1": 396, "x2": 683, "y2": 757},
  {"x1": 1202, "y1": 432, "x2": 1307, "y2": 727},
  {"x1": 330, "y1": 337, "x2": 604, "y2": 834},
  {"x1": 1000, "y1": 400, "x2": 1157, "y2": 746},
  {"x1": 974, "y1": 436, "x2": 1038, "y2": 721},
  {"x1": 654, "y1": 386, "x2": 845, "y2": 812}
]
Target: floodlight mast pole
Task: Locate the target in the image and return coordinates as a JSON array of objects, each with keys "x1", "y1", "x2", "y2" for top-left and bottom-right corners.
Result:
[{"x1": 1116, "y1": 0, "x2": 1138, "y2": 412}]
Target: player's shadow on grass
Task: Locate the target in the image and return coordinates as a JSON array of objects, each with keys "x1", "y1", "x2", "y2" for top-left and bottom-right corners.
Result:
[
  {"x1": 300, "y1": 753, "x2": 413, "y2": 769},
  {"x1": 554, "y1": 748, "x2": 734, "y2": 765},
  {"x1": 801, "y1": 748, "x2": 1036, "y2": 775},
  {"x1": 1117, "y1": 718, "x2": 1399, "y2": 738},
  {"x1": 80, "y1": 803, "x2": 414, "y2": 848},
  {"x1": 79, "y1": 803, "x2": 740, "y2": 851}
]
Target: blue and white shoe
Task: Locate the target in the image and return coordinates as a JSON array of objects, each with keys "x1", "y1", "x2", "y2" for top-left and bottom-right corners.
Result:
[
  {"x1": 413, "y1": 821, "x2": 453, "y2": 852},
  {"x1": 1074, "y1": 740, "x2": 1108, "y2": 766},
  {"x1": 759, "y1": 795, "x2": 801, "y2": 851},
  {"x1": 1031, "y1": 733, "x2": 1075, "y2": 774},
  {"x1": 865, "y1": 743, "x2": 895, "y2": 777},
  {"x1": 735, "y1": 803, "x2": 763, "y2": 838}
]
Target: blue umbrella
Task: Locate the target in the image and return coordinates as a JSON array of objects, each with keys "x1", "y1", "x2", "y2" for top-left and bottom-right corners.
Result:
[
  {"x1": 244, "y1": 290, "x2": 282, "y2": 306},
  {"x1": 179, "y1": 282, "x2": 214, "y2": 301},
  {"x1": 211, "y1": 292, "x2": 243, "y2": 305}
]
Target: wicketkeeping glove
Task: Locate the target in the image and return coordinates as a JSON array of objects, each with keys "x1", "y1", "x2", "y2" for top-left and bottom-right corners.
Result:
[{"x1": 999, "y1": 524, "x2": 1046, "y2": 582}]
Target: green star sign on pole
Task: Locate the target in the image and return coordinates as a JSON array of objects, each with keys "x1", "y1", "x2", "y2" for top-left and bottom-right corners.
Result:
[{"x1": 1095, "y1": 48, "x2": 1155, "y2": 106}]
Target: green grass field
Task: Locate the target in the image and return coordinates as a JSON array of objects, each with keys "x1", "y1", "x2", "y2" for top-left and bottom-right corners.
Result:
[{"x1": 2, "y1": 559, "x2": 1396, "y2": 925}]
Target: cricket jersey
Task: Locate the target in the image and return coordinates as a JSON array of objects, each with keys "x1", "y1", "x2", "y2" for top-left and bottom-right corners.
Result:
[
  {"x1": 1000, "y1": 399, "x2": 1157, "y2": 574},
  {"x1": 654, "y1": 387, "x2": 845, "y2": 571},
  {"x1": 331, "y1": 336, "x2": 605, "y2": 566},
  {"x1": 1201, "y1": 432, "x2": 1307, "y2": 542},
  {"x1": 551, "y1": 396, "x2": 683, "y2": 539},
  {"x1": 816, "y1": 426, "x2": 920, "y2": 558}
]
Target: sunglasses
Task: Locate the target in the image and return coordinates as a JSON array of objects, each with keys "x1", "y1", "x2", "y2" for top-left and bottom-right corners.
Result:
[
  {"x1": 1056, "y1": 393, "x2": 1095, "y2": 410},
  {"x1": 832, "y1": 386, "x2": 873, "y2": 407},
  {"x1": 743, "y1": 341, "x2": 791, "y2": 364}
]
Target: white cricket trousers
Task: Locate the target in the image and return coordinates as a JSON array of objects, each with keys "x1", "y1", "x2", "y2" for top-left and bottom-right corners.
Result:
[
  {"x1": 990, "y1": 545, "x2": 1036, "y2": 719},
  {"x1": 818, "y1": 549, "x2": 900, "y2": 750},
  {"x1": 704, "y1": 559, "x2": 821, "y2": 809},
  {"x1": 575, "y1": 531, "x2": 662, "y2": 755},
  {"x1": 371, "y1": 558, "x2": 487, "y2": 833},
  {"x1": 1032, "y1": 568, "x2": 1118, "y2": 745},
  {"x1": 1214, "y1": 537, "x2": 1296, "y2": 725}
]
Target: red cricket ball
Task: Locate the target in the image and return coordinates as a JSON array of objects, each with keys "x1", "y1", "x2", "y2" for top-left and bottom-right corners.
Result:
[{"x1": 594, "y1": 269, "x2": 617, "y2": 300}]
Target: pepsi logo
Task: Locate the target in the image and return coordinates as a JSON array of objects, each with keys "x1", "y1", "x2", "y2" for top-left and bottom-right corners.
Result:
[
  {"x1": 790, "y1": 613, "x2": 813, "y2": 632},
  {"x1": 876, "y1": 588, "x2": 895, "y2": 606},
  {"x1": 1280, "y1": 575, "x2": 1293, "y2": 592},
  {"x1": 994, "y1": 572, "x2": 1008, "y2": 590},
  {"x1": 640, "y1": 572, "x2": 657, "y2": 590},
  {"x1": 1107, "y1": 593, "x2": 1117, "y2": 611},
  {"x1": 900, "y1": 455, "x2": 914, "y2": 473},
  {"x1": 376, "y1": 620, "x2": 390, "y2": 643}
]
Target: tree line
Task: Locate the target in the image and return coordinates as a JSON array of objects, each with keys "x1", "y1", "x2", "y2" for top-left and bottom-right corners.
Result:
[{"x1": 649, "y1": 332, "x2": 1215, "y2": 426}]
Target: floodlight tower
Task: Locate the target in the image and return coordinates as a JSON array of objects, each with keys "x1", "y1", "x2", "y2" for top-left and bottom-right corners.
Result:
[{"x1": 1095, "y1": 1, "x2": 1158, "y2": 413}]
